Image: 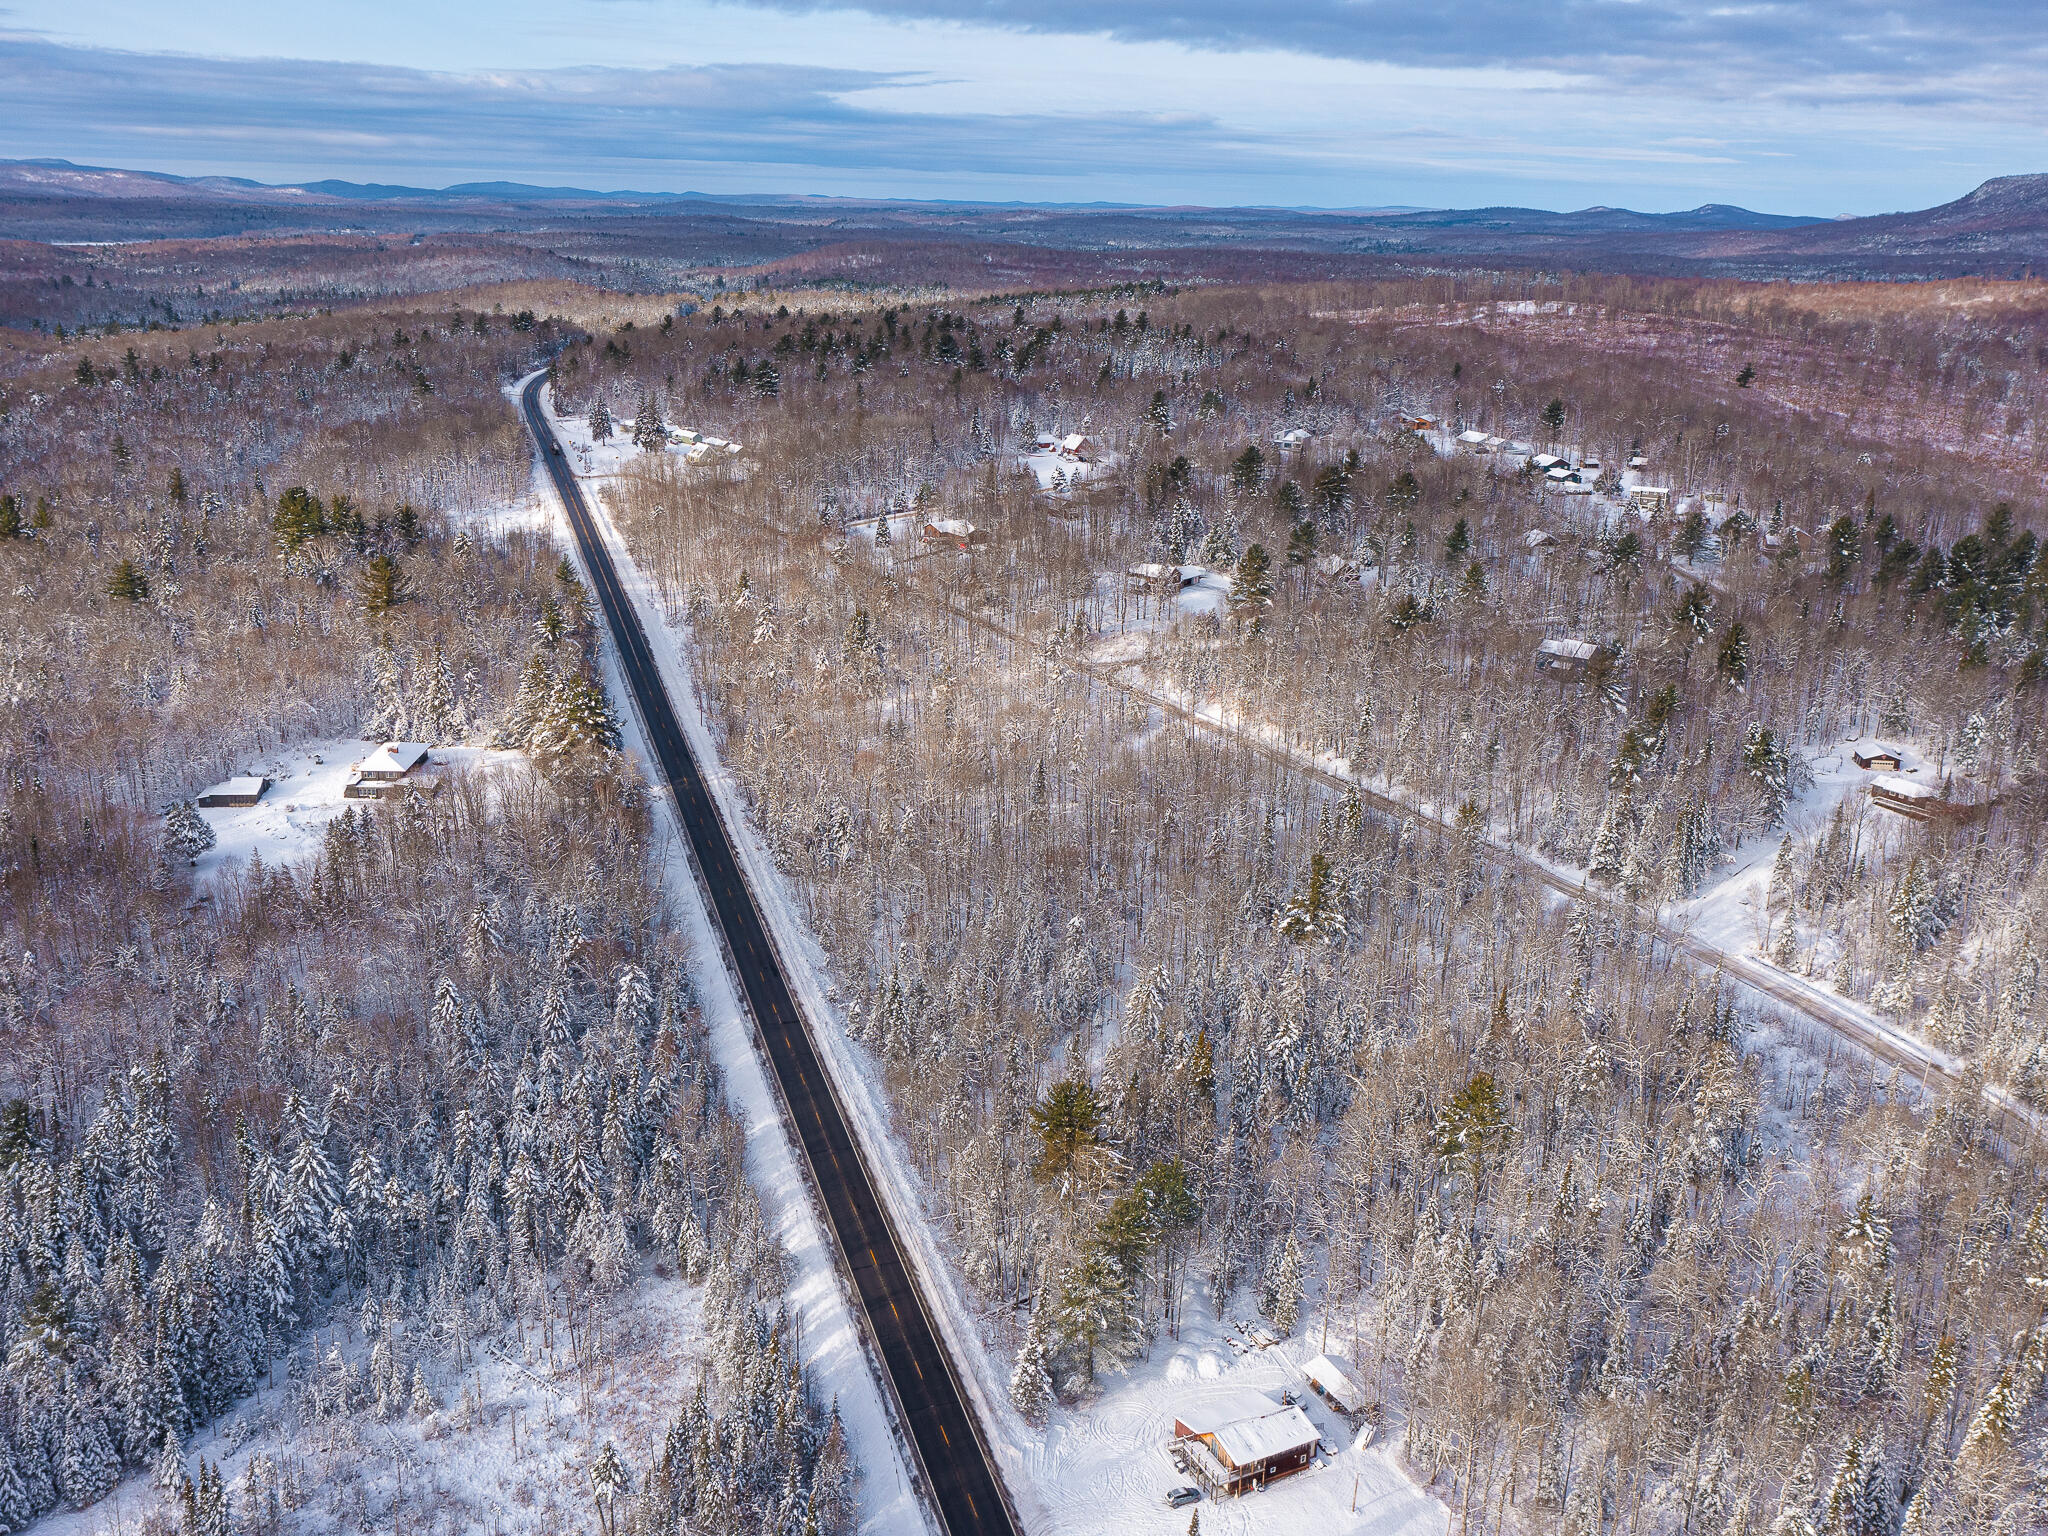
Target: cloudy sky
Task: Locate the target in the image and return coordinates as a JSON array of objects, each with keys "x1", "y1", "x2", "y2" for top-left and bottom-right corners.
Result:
[{"x1": 1, "y1": 0, "x2": 2042, "y2": 214}]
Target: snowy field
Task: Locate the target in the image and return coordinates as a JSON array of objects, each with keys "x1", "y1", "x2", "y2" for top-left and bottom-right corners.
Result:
[{"x1": 184, "y1": 739, "x2": 516, "y2": 888}]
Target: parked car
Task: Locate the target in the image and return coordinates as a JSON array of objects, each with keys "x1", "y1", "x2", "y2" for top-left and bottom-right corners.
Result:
[{"x1": 1166, "y1": 1486, "x2": 1202, "y2": 1509}]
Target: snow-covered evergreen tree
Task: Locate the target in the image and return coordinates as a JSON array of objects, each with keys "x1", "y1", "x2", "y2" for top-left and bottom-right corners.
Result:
[
  {"x1": 159, "y1": 800, "x2": 215, "y2": 866},
  {"x1": 1009, "y1": 1303, "x2": 1056, "y2": 1421}
]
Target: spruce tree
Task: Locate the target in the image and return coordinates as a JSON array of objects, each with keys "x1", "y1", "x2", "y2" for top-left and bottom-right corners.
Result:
[
  {"x1": 1229, "y1": 544, "x2": 1273, "y2": 631},
  {"x1": 160, "y1": 800, "x2": 216, "y2": 866},
  {"x1": 1010, "y1": 1304, "x2": 1056, "y2": 1421},
  {"x1": 106, "y1": 559, "x2": 150, "y2": 602}
]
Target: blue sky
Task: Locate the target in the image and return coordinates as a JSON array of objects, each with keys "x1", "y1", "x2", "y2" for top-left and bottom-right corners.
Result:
[{"x1": 0, "y1": 0, "x2": 2042, "y2": 214}]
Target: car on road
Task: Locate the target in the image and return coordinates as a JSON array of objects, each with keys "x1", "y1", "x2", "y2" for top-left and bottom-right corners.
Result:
[
  {"x1": 1166, "y1": 1486, "x2": 1202, "y2": 1508},
  {"x1": 549, "y1": 441, "x2": 564, "y2": 454}
]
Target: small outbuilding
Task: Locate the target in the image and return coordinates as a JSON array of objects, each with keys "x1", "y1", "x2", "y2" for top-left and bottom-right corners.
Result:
[
  {"x1": 1524, "y1": 528, "x2": 1556, "y2": 552},
  {"x1": 1302, "y1": 1353, "x2": 1368, "y2": 1415},
  {"x1": 1172, "y1": 1391, "x2": 1321, "y2": 1497},
  {"x1": 1535, "y1": 637, "x2": 1601, "y2": 679},
  {"x1": 1853, "y1": 746, "x2": 1904, "y2": 772},
  {"x1": 1455, "y1": 429, "x2": 1492, "y2": 452},
  {"x1": 195, "y1": 776, "x2": 269, "y2": 809}
]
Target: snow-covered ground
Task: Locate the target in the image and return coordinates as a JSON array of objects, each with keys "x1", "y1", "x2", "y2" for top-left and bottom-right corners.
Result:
[
  {"x1": 1670, "y1": 734, "x2": 1929, "y2": 964},
  {"x1": 1088, "y1": 567, "x2": 1232, "y2": 663},
  {"x1": 550, "y1": 376, "x2": 1449, "y2": 1536},
  {"x1": 34, "y1": 1269, "x2": 716, "y2": 1536},
  {"x1": 186, "y1": 739, "x2": 517, "y2": 888},
  {"x1": 1021, "y1": 448, "x2": 1111, "y2": 491},
  {"x1": 1020, "y1": 1307, "x2": 1444, "y2": 1536}
]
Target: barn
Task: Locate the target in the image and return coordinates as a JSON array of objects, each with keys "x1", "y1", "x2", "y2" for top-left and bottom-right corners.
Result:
[{"x1": 1172, "y1": 1390, "x2": 1321, "y2": 1496}]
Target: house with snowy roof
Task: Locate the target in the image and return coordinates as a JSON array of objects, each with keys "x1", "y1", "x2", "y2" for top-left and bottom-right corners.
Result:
[
  {"x1": 1171, "y1": 1390, "x2": 1321, "y2": 1496},
  {"x1": 345, "y1": 742, "x2": 436, "y2": 800},
  {"x1": 1303, "y1": 1353, "x2": 1368, "y2": 1415}
]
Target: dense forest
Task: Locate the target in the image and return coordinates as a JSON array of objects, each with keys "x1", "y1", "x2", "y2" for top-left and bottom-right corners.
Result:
[{"x1": 0, "y1": 304, "x2": 852, "y2": 1533}]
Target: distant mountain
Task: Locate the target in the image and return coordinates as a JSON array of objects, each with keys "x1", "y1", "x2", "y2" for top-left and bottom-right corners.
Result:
[
  {"x1": 0, "y1": 157, "x2": 2039, "y2": 278},
  {"x1": 1659, "y1": 173, "x2": 2048, "y2": 273}
]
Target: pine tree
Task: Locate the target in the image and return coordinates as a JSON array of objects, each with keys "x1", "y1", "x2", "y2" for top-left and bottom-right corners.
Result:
[
  {"x1": 1010, "y1": 1303, "x2": 1056, "y2": 1421},
  {"x1": 1229, "y1": 544, "x2": 1274, "y2": 630},
  {"x1": 1768, "y1": 1446, "x2": 1819, "y2": 1536},
  {"x1": 633, "y1": 392, "x2": 668, "y2": 450},
  {"x1": 360, "y1": 553, "x2": 404, "y2": 618},
  {"x1": 59, "y1": 1390, "x2": 121, "y2": 1509},
  {"x1": 159, "y1": 801, "x2": 216, "y2": 866},
  {"x1": 1275, "y1": 852, "x2": 1344, "y2": 944},
  {"x1": 1265, "y1": 1233, "x2": 1305, "y2": 1334},
  {"x1": 0, "y1": 1437, "x2": 31, "y2": 1531},
  {"x1": 589, "y1": 397, "x2": 614, "y2": 442},
  {"x1": 365, "y1": 641, "x2": 410, "y2": 741},
  {"x1": 1669, "y1": 797, "x2": 1719, "y2": 896},
  {"x1": 106, "y1": 559, "x2": 150, "y2": 602},
  {"x1": 841, "y1": 608, "x2": 878, "y2": 670}
]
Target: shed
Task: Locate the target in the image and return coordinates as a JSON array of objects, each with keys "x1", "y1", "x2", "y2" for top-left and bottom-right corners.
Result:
[
  {"x1": 1869, "y1": 775, "x2": 1938, "y2": 819},
  {"x1": 359, "y1": 742, "x2": 430, "y2": 782},
  {"x1": 1303, "y1": 1353, "x2": 1368, "y2": 1415},
  {"x1": 1536, "y1": 637, "x2": 1600, "y2": 679},
  {"x1": 195, "y1": 776, "x2": 269, "y2": 809},
  {"x1": 1523, "y1": 529, "x2": 1556, "y2": 551},
  {"x1": 1853, "y1": 746, "x2": 1904, "y2": 772},
  {"x1": 1172, "y1": 1391, "x2": 1321, "y2": 1496}
]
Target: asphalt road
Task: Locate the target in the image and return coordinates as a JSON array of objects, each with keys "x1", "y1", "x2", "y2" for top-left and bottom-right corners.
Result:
[{"x1": 520, "y1": 377, "x2": 1019, "y2": 1536}]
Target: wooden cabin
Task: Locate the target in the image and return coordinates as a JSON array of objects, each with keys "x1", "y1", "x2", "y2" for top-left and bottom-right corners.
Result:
[{"x1": 1172, "y1": 1391, "x2": 1321, "y2": 1496}]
